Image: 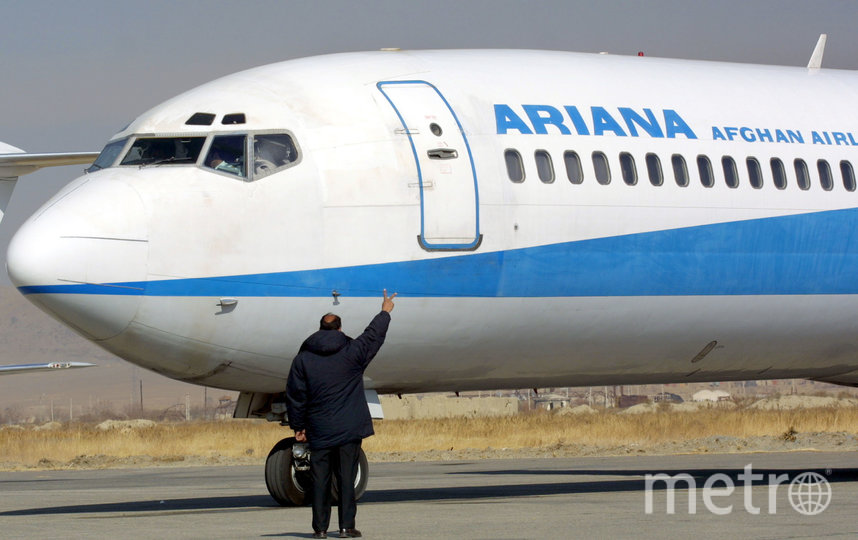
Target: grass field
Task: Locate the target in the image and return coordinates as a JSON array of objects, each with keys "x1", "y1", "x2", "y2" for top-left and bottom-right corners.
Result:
[{"x1": 2, "y1": 404, "x2": 858, "y2": 469}]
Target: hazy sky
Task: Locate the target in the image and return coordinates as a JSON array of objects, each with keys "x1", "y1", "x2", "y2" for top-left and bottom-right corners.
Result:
[{"x1": 1, "y1": 0, "x2": 857, "y2": 278}]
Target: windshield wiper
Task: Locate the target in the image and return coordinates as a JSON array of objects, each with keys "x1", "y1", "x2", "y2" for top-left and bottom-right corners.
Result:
[{"x1": 141, "y1": 156, "x2": 197, "y2": 168}]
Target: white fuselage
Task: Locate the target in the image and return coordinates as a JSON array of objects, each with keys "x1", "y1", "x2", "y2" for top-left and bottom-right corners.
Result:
[{"x1": 8, "y1": 50, "x2": 858, "y2": 395}]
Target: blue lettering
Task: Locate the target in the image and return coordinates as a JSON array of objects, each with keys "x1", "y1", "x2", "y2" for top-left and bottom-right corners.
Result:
[
  {"x1": 833, "y1": 132, "x2": 848, "y2": 145},
  {"x1": 495, "y1": 103, "x2": 700, "y2": 139},
  {"x1": 812, "y1": 131, "x2": 826, "y2": 144},
  {"x1": 563, "y1": 106, "x2": 590, "y2": 135},
  {"x1": 724, "y1": 127, "x2": 739, "y2": 141},
  {"x1": 756, "y1": 128, "x2": 773, "y2": 143},
  {"x1": 618, "y1": 108, "x2": 664, "y2": 138},
  {"x1": 775, "y1": 130, "x2": 789, "y2": 143},
  {"x1": 712, "y1": 126, "x2": 727, "y2": 141},
  {"x1": 494, "y1": 104, "x2": 532, "y2": 134},
  {"x1": 591, "y1": 107, "x2": 627, "y2": 136},
  {"x1": 663, "y1": 109, "x2": 697, "y2": 139},
  {"x1": 740, "y1": 127, "x2": 756, "y2": 142},
  {"x1": 824, "y1": 132, "x2": 832, "y2": 144},
  {"x1": 849, "y1": 133, "x2": 858, "y2": 146},
  {"x1": 787, "y1": 130, "x2": 804, "y2": 144},
  {"x1": 522, "y1": 105, "x2": 571, "y2": 135}
]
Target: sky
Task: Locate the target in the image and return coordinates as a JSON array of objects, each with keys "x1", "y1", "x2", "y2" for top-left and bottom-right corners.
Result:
[{"x1": 1, "y1": 0, "x2": 857, "y2": 410}]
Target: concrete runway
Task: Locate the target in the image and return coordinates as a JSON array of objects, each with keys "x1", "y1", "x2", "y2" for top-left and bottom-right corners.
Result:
[{"x1": 2, "y1": 452, "x2": 857, "y2": 539}]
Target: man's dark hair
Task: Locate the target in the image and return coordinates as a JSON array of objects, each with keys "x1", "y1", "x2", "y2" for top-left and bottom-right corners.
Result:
[{"x1": 320, "y1": 313, "x2": 342, "y2": 331}]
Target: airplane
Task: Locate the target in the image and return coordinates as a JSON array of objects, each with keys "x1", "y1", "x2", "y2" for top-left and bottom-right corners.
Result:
[
  {"x1": 2, "y1": 34, "x2": 857, "y2": 505},
  {"x1": 0, "y1": 361, "x2": 95, "y2": 375}
]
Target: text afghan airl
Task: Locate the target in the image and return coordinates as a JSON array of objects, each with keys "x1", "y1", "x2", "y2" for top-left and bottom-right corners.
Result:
[
  {"x1": 712, "y1": 126, "x2": 858, "y2": 145},
  {"x1": 494, "y1": 104, "x2": 697, "y2": 139}
]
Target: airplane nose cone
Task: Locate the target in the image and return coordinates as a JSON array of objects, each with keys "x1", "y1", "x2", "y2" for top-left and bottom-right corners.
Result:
[{"x1": 7, "y1": 177, "x2": 148, "y2": 340}]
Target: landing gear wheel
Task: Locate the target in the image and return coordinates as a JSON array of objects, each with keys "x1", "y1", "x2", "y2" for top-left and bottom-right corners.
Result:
[
  {"x1": 331, "y1": 447, "x2": 369, "y2": 502},
  {"x1": 265, "y1": 437, "x2": 311, "y2": 506}
]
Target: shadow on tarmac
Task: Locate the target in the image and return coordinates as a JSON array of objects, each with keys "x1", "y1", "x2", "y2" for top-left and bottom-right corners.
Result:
[{"x1": 3, "y1": 466, "x2": 856, "y2": 516}]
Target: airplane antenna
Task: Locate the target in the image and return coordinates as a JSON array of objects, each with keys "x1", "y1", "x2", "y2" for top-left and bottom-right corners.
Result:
[{"x1": 807, "y1": 33, "x2": 827, "y2": 69}]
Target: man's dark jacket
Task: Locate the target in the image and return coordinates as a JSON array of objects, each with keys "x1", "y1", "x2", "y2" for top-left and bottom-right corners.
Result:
[{"x1": 285, "y1": 311, "x2": 391, "y2": 450}]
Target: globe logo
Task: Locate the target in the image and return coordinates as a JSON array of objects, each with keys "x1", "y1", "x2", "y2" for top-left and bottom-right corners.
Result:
[{"x1": 788, "y1": 472, "x2": 831, "y2": 516}]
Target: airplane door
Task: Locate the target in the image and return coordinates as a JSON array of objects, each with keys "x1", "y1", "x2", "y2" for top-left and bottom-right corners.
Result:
[{"x1": 378, "y1": 81, "x2": 481, "y2": 250}]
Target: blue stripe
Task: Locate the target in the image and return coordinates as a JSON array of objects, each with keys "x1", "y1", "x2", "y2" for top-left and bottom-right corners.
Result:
[{"x1": 18, "y1": 208, "x2": 858, "y2": 298}]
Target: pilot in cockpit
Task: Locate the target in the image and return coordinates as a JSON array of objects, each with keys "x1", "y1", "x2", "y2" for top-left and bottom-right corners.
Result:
[
  {"x1": 208, "y1": 150, "x2": 243, "y2": 176},
  {"x1": 254, "y1": 134, "x2": 295, "y2": 178}
]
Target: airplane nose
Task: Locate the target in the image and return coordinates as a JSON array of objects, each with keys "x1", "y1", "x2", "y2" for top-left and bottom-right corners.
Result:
[{"x1": 7, "y1": 177, "x2": 148, "y2": 340}]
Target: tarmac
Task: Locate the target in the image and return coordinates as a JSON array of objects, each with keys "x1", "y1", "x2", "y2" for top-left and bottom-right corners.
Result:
[{"x1": 1, "y1": 451, "x2": 857, "y2": 539}]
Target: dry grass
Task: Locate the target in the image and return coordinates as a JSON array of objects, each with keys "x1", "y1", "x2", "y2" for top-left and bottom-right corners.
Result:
[
  {"x1": 366, "y1": 406, "x2": 858, "y2": 452},
  {"x1": 2, "y1": 406, "x2": 858, "y2": 469},
  {"x1": 0, "y1": 421, "x2": 285, "y2": 467}
]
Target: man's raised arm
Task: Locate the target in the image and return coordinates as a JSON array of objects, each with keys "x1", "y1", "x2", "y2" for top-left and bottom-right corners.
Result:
[{"x1": 350, "y1": 290, "x2": 396, "y2": 367}]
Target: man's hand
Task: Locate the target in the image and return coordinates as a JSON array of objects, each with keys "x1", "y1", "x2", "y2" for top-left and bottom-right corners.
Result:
[
  {"x1": 382, "y1": 289, "x2": 397, "y2": 313},
  {"x1": 295, "y1": 429, "x2": 307, "y2": 443}
]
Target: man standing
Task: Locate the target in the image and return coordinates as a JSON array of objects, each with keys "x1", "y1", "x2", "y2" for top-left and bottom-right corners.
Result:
[{"x1": 286, "y1": 290, "x2": 396, "y2": 539}]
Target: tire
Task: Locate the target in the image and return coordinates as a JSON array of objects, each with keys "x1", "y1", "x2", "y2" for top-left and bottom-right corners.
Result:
[
  {"x1": 331, "y1": 446, "x2": 369, "y2": 502},
  {"x1": 265, "y1": 437, "x2": 311, "y2": 506}
]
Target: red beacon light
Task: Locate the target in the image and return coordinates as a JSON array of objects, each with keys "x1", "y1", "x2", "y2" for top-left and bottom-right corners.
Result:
[{"x1": 638, "y1": 51, "x2": 645, "y2": 57}]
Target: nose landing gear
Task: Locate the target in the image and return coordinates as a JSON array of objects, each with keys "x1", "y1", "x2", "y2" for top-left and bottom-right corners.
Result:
[{"x1": 264, "y1": 437, "x2": 369, "y2": 506}]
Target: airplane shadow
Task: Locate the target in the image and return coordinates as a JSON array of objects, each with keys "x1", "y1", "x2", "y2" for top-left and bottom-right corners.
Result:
[
  {"x1": 2, "y1": 466, "x2": 856, "y2": 517},
  {"x1": 362, "y1": 466, "x2": 858, "y2": 503},
  {"x1": 0, "y1": 495, "x2": 277, "y2": 516}
]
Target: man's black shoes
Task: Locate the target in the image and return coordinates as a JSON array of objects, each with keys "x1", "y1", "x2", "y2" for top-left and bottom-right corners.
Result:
[
  {"x1": 338, "y1": 529, "x2": 362, "y2": 538},
  {"x1": 312, "y1": 532, "x2": 327, "y2": 539}
]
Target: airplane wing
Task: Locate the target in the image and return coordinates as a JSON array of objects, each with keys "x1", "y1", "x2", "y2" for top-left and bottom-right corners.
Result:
[
  {"x1": 0, "y1": 362, "x2": 96, "y2": 375},
  {"x1": 0, "y1": 150, "x2": 100, "y2": 179},
  {"x1": 0, "y1": 142, "x2": 99, "y2": 223}
]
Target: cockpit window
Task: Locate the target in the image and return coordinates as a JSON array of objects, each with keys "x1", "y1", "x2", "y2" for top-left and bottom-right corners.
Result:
[
  {"x1": 91, "y1": 131, "x2": 299, "y2": 180},
  {"x1": 186, "y1": 112, "x2": 215, "y2": 126},
  {"x1": 253, "y1": 134, "x2": 298, "y2": 179},
  {"x1": 120, "y1": 137, "x2": 206, "y2": 166},
  {"x1": 87, "y1": 138, "x2": 128, "y2": 172},
  {"x1": 222, "y1": 113, "x2": 246, "y2": 125},
  {"x1": 204, "y1": 134, "x2": 246, "y2": 177}
]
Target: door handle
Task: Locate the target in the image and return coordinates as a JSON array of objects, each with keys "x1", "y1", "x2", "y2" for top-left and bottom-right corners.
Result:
[{"x1": 427, "y1": 148, "x2": 458, "y2": 159}]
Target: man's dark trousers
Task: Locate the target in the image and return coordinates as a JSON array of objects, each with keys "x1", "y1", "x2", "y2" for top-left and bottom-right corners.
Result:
[{"x1": 310, "y1": 440, "x2": 361, "y2": 533}]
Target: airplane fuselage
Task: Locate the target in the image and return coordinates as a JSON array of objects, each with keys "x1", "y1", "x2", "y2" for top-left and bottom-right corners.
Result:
[{"x1": 8, "y1": 50, "x2": 858, "y2": 398}]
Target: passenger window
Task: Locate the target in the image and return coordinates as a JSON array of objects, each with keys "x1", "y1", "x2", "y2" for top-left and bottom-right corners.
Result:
[
  {"x1": 746, "y1": 158, "x2": 763, "y2": 189},
  {"x1": 505, "y1": 149, "x2": 525, "y2": 183},
  {"x1": 253, "y1": 134, "x2": 298, "y2": 179},
  {"x1": 697, "y1": 155, "x2": 714, "y2": 188},
  {"x1": 205, "y1": 134, "x2": 246, "y2": 178},
  {"x1": 722, "y1": 156, "x2": 739, "y2": 188},
  {"x1": 592, "y1": 151, "x2": 611, "y2": 185},
  {"x1": 646, "y1": 153, "x2": 663, "y2": 186},
  {"x1": 794, "y1": 159, "x2": 811, "y2": 190},
  {"x1": 535, "y1": 150, "x2": 555, "y2": 183},
  {"x1": 841, "y1": 160, "x2": 856, "y2": 192},
  {"x1": 564, "y1": 151, "x2": 583, "y2": 184},
  {"x1": 771, "y1": 158, "x2": 787, "y2": 190},
  {"x1": 619, "y1": 152, "x2": 637, "y2": 186},
  {"x1": 671, "y1": 154, "x2": 689, "y2": 187},
  {"x1": 121, "y1": 137, "x2": 206, "y2": 166},
  {"x1": 818, "y1": 159, "x2": 834, "y2": 191}
]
